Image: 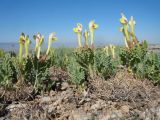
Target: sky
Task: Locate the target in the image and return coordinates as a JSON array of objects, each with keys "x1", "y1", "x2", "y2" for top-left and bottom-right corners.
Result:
[{"x1": 0, "y1": 0, "x2": 160, "y2": 47}]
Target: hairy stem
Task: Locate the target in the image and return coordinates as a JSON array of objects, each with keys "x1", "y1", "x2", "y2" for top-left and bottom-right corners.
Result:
[
  {"x1": 112, "y1": 49, "x2": 115, "y2": 59},
  {"x1": 78, "y1": 33, "x2": 82, "y2": 47},
  {"x1": 46, "y1": 40, "x2": 51, "y2": 55},
  {"x1": 124, "y1": 25, "x2": 130, "y2": 42},
  {"x1": 19, "y1": 44, "x2": 23, "y2": 63},
  {"x1": 37, "y1": 46, "x2": 41, "y2": 59},
  {"x1": 90, "y1": 31, "x2": 94, "y2": 46}
]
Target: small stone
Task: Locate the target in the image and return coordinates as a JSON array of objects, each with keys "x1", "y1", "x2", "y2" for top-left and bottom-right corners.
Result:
[
  {"x1": 120, "y1": 105, "x2": 130, "y2": 113},
  {"x1": 139, "y1": 111, "x2": 146, "y2": 119},
  {"x1": 61, "y1": 82, "x2": 69, "y2": 90},
  {"x1": 53, "y1": 98, "x2": 63, "y2": 106},
  {"x1": 110, "y1": 110, "x2": 123, "y2": 119},
  {"x1": 110, "y1": 112, "x2": 119, "y2": 119},
  {"x1": 91, "y1": 99, "x2": 106, "y2": 110},
  {"x1": 71, "y1": 110, "x2": 94, "y2": 120},
  {"x1": 48, "y1": 104, "x2": 56, "y2": 113},
  {"x1": 107, "y1": 101, "x2": 112, "y2": 105},
  {"x1": 49, "y1": 90, "x2": 56, "y2": 96},
  {"x1": 40, "y1": 96, "x2": 52, "y2": 103}
]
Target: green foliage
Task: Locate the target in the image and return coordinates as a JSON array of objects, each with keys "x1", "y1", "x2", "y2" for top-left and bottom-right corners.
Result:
[
  {"x1": 67, "y1": 57, "x2": 85, "y2": 86},
  {"x1": 135, "y1": 53, "x2": 160, "y2": 83},
  {"x1": 0, "y1": 54, "x2": 17, "y2": 88},
  {"x1": 119, "y1": 40, "x2": 148, "y2": 68},
  {"x1": 120, "y1": 41, "x2": 160, "y2": 84},
  {"x1": 23, "y1": 54, "x2": 51, "y2": 91},
  {"x1": 74, "y1": 47, "x2": 94, "y2": 76},
  {"x1": 94, "y1": 49, "x2": 118, "y2": 79}
]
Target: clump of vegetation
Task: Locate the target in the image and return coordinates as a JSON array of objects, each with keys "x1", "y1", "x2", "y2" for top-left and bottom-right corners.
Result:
[
  {"x1": 94, "y1": 48, "x2": 118, "y2": 79},
  {"x1": 119, "y1": 13, "x2": 160, "y2": 84},
  {"x1": 0, "y1": 54, "x2": 17, "y2": 88},
  {"x1": 135, "y1": 52, "x2": 160, "y2": 84},
  {"x1": 67, "y1": 57, "x2": 85, "y2": 87},
  {"x1": 23, "y1": 54, "x2": 51, "y2": 91},
  {"x1": 74, "y1": 48, "x2": 94, "y2": 78}
]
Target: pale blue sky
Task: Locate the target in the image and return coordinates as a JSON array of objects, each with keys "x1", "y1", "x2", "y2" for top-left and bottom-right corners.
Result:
[{"x1": 0, "y1": 0, "x2": 160, "y2": 46}]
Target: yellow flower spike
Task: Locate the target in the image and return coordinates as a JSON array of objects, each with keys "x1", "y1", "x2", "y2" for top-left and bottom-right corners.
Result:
[
  {"x1": 120, "y1": 13, "x2": 128, "y2": 25},
  {"x1": 33, "y1": 33, "x2": 44, "y2": 59},
  {"x1": 124, "y1": 37, "x2": 129, "y2": 48},
  {"x1": 19, "y1": 33, "x2": 26, "y2": 46},
  {"x1": 109, "y1": 44, "x2": 116, "y2": 59},
  {"x1": 73, "y1": 28, "x2": 79, "y2": 33},
  {"x1": 129, "y1": 16, "x2": 136, "y2": 34},
  {"x1": 120, "y1": 27, "x2": 129, "y2": 48},
  {"x1": 25, "y1": 35, "x2": 31, "y2": 57},
  {"x1": 73, "y1": 23, "x2": 83, "y2": 47},
  {"x1": 77, "y1": 23, "x2": 83, "y2": 32},
  {"x1": 83, "y1": 29, "x2": 89, "y2": 47},
  {"x1": 18, "y1": 33, "x2": 26, "y2": 63},
  {"x1": 46, "y1": 32, "x2": 58, "y2": 55},
  {"x1": 39, "y1": 36, "x2": 44, "y2": 46},
  {"x1": 89, "y1": 20, "x2": 99, "y2": 47},
  {"x1": 33, "y1": 33, "x2": 39, "y2": 51},
  {"x1": 120, "y1": 13, "x2": 130, "y2": 47},
  {"x1": 103, "y1": 46, "x2": 109, "y2": 56},
  {"x1": 129, "y1": 16, "x2": 138, "y2": 44}
]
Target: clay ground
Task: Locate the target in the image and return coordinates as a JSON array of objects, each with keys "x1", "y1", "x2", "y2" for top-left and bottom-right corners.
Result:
[{"x1": 0, "y1": 68, "x2": 160, "y2": 120}]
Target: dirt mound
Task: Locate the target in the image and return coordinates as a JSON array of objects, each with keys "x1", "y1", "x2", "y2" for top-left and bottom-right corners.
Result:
[
  {"x1": 49, "y1": 66, "x2": 68, "y2": 82},
  {"x1": 1, "y1": 69, "x2": 160, "y2": 120},
  {"x1": 89, "y1": 69, "x2": 160, "y2": 108}
]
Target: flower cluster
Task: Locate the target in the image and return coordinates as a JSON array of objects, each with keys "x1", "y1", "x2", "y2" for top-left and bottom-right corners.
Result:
[{"x1": 73, "y1": 20, "x2": 98, "y2": 48}]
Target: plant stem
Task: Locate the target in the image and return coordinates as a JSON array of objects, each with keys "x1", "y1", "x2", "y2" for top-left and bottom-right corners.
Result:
[
  {"x1": 124, "y1": 37, "x2": 129, "y2": 48},
  {"x1": 112, "y1": 49, "x2": 115, "y2": 59},
  {"x1": 124, "y1": 25, "x2": 130, "y2": 42},
  {"x1": 37, "y1": 46, "x2": 41, "y2": 59},
  {"x1": 90, "y1": 31, "x2": 94, "y2": 47},
  {"x1": 78, "y1": 33, "x2": 82, "y2": 47},
  {"x1": 19, "y1": 44, "x2": 23, "y2": 63},
  {"x1": 46, "y1": 40, "x2": 51, "y2": 55}
]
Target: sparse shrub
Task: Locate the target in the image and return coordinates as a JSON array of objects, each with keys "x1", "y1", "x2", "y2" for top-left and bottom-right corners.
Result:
[
  {"x1": 135, "y1": 52, "x2": 160, "y2": 84},
  {"x1": 74, "y1": 47, "x2": 94, "y2": 77},
  {"x1": 23, "y1": 54, "x2": 51, "y2": 91},
  {"x1": 0, "y1": 54, "x2": 17, "y2": 88},
  {"x1": 67, "y1": 57, "x2": 85, "y2": 86},
  {"x1": 119, "y1": 40, "x2": 160, "y2": 84},
  {"x1": 94, "y1": 49, "x2": 118, "y2": 79},
  {"x1": 119, "y1": 40, "x2": 148, "y2": 69},
  {"x1": 119, "y1": 13, "x2": 160, "y2": 84}
]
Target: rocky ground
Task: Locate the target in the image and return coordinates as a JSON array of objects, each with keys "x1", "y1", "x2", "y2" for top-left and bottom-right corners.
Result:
[{"x1": 0, "y1": 68, "x2": 160, "y2": 120}]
